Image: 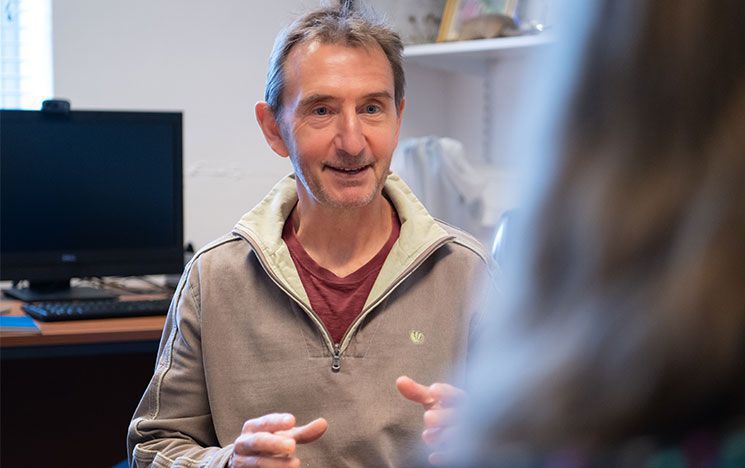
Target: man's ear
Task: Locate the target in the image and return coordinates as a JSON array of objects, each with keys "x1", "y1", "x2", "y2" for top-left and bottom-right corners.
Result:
[
  {"x1": 255, "y1": 101, "x2": 290, "y2": 157},
  {"x1": 394, "y1": 98, "x2": 406, "y2": 139}
]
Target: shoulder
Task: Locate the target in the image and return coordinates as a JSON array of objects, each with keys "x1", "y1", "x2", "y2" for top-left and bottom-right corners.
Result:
[
  {"x1": 433, "y1": 219, "x2": 502, "y2": 293},
  {"x1": 191, "y1": 233, "x2": 246, "y2": 263},
  {"x1": 435, "y1": 219, "x2": 492, "y2": 264},
  {"x1": 183, "y1": 233, "x2": 256, "y2": 281}
]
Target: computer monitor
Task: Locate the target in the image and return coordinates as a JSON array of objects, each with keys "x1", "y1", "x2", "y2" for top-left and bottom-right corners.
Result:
[{"x1": 0, "y1": 109, "x2": 184, "y2": 301}]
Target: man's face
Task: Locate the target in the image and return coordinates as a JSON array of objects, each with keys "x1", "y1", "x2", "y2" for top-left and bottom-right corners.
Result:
[{"x1": 277, "y1": 41, "x2": 403, "y2": 209}]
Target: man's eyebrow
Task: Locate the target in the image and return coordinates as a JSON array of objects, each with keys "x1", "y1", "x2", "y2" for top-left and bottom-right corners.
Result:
[
  {"x1": 363, "y1": 91, "x2": 394, "y2": 101},
  {"x1": 298, "y1": 94, "x2": 334, "y2": 109},
  {"x1": 298, "y1": 91, "x2": 394, "y2": 109}
]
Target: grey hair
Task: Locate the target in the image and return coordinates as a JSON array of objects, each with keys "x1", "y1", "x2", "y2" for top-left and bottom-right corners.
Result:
[{"x1": 264, "y1": 3, "x2": 405, "y2": 118}]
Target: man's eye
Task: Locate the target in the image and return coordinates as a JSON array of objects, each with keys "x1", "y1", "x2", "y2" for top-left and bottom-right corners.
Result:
[
  {"x1": 364, "y1": 104, "x2": 380, "y2": 114},
  {"x1": 313, "y1": 107, "x2": 329, "y2": 116}
]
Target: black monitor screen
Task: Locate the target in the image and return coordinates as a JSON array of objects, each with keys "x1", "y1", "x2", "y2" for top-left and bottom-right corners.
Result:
[{"x1": 0, "y1": 109, "x2": 183, "y2": 287}]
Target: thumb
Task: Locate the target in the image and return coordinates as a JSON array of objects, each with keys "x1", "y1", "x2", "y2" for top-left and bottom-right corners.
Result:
[
  {"x1": 396, "y1": 375, "x2": 436, "y2": 407},
  {"x1": 277, "y1": 417, "x2": 328, "y2": 444}
]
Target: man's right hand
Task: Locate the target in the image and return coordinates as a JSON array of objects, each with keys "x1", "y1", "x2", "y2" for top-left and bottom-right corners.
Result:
[{"x1": 230, "y1": 413, "x2": 328, "y2": 468}]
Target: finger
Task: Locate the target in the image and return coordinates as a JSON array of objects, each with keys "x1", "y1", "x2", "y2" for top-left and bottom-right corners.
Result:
[
  {"x1": 242, "y1": 413, "x2": 296, "y2": 434},
  {"x1": 428, "y1": 383, "x2": 466, "y2": 407},
  {"x1": 421, "y1": 427, "x2": 441, "y2": 446},
  {"x1": 231, "y1": 454, "x2": 300, "y2": 468},
  {"x1": 424, "y1": 407, "x2": 457, "y2": 429},
  {"x1": 423, "y1": 424, "x2": 458, "y2": 463},
  {"x1": 234, "y1": 432, "x2": 296, "y2": 457},
  {"x1": 396, "y1": 375, "x2": 436, "y2": 407},
  {"x1": 428, "y1": 450, "x2": 451, "y2": 466},
  {"x1": 276, "y1": 417, "x2": 328, "y2": 444}
]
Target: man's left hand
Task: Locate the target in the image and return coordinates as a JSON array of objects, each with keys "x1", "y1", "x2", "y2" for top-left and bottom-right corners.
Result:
[{"x1": 396, "y1": 375, "x2": 465, "y2": 465}]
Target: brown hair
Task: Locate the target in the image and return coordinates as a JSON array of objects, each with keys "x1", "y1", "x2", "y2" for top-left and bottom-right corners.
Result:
[
  {"x1": 264, "y1": 3, "x2": 405, "y2": 117},
  {"x1": 467, "y1": 0, "x2": 745, "y2": 458}
]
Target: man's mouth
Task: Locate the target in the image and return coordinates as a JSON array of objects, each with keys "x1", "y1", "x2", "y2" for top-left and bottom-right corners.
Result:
[{"x1": 325, "y1": 164, "x2": 370, "y2": 175}]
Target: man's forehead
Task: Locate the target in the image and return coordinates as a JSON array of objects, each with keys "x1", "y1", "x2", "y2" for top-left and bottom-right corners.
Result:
[
  {"x1": 286, "y1": 39, "x2": 384, "y2": 70},
  {"x1": 282, "y1": 40, "x2": 395, "y2": 100}
]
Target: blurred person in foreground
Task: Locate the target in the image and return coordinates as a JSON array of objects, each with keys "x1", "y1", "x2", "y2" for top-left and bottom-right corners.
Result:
[{"x1": 407, "y1": 0, "x2": 745, "y2": 465}]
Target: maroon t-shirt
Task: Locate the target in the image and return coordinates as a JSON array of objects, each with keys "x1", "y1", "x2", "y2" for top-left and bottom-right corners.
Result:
[{"x1": 282, "y1": 210, "x2": 401, "y2": 344}]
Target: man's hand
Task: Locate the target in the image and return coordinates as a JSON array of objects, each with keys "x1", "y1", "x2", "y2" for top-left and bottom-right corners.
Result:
[
  {"x1": 230, "y1": 413, "x2": 328, "y2": 468},
  {"x1": 396, "y1": 375, "x2": 465, "y2": 466}
]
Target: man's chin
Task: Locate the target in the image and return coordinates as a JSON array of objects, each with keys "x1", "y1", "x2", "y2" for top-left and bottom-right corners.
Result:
[
  {"x1": 326, "y1": 197, "x2": 377, "y2": 210},
  {"x1": 321, "y1": 190, "x2": 380, "y2": 209}
]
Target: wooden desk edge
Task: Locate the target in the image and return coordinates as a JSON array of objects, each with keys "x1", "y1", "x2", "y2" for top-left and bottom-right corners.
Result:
[{"x1": 1, "y1": 298, "x2": 167, "y2": 348}]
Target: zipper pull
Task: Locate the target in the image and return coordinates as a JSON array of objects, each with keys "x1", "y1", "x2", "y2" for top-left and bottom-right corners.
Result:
[{"x1": 331, "y1": 344, "x2": 341, "y2": 372}]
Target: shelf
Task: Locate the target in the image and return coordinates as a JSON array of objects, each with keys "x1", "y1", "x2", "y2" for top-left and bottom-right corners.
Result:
[{"x1": 403, "y1": 34, "x2": 554, "y2": 74}]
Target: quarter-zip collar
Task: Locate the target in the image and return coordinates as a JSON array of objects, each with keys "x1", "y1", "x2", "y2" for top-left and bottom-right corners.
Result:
[
  {"x1": 233, "y1": 174, "x2": 310, "y2": 307},
  {"x1": 233, "y1": 172, "x2": 453, "y2": 312}
]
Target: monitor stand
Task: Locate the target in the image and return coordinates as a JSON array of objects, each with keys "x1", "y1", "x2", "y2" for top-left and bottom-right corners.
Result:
[{"x1": 2, "y1": 280, "x2": 117, "y2": 302}]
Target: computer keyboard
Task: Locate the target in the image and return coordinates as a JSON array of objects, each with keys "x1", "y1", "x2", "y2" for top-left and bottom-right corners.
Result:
[{"x1": 22, "y1": 298, "x2": 172, "y2": 322}]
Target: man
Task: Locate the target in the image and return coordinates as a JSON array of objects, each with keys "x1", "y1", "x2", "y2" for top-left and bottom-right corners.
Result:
[{"x1": 128, "y1": 5, "x2": 494, "y2": 467}]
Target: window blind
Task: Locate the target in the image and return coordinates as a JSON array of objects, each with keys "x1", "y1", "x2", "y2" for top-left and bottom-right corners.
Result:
[{"x1": 1, "y1": 0, "x2": 53, "y2": 109}]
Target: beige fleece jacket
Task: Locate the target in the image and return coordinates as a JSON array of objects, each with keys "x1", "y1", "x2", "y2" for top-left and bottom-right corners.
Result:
[{"x1": 128, "y1": 173, "x2": 495, "y2": 467}]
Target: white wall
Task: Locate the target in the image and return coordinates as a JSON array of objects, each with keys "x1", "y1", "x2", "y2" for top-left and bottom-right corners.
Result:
[
  {"x1": 51, "y1": 0, "x2": 466, "y2": 249},
  {"x1": 53, "y1": 0, "x2": 311, "y2": 249}
]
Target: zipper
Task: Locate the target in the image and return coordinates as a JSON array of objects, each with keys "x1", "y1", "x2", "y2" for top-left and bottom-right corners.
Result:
[
  {"x1": 235, "y1": 229, "x2": 454, "y2": 372},
  {"x1": 331, "y1": 344, "x2": 341, "y2": 372}
]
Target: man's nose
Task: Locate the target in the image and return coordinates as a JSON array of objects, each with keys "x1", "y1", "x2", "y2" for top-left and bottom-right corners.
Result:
[{"x1": 335, "y1": 111, "x2": 365, "y2": 157}]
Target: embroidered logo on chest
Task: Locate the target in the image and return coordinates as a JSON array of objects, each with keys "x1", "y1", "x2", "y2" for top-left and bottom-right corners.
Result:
[{"x1": 409, "y1": 329, "x2": 425, "y2": 345}]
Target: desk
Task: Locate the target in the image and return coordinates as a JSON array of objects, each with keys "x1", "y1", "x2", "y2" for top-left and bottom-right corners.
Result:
[
  {"x1": 1, "y1": 297, "x2": 166, "y2": 349},
  {"x1": 1, "y1": 297, "x2": 167, "y2": 467}
]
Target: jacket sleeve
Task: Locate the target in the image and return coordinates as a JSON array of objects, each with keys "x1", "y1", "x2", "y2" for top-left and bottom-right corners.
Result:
[
  {"x1": 127, "y1": 260, "x2": 234, "y2": 467},
  {"x1": 466, "y1": 255, "x2": 503, "y2": 362}
]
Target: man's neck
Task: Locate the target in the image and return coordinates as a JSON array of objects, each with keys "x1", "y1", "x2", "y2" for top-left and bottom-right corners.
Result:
[{"x1": 290, "y1": 194, "x2": 394, "y2": 277}]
